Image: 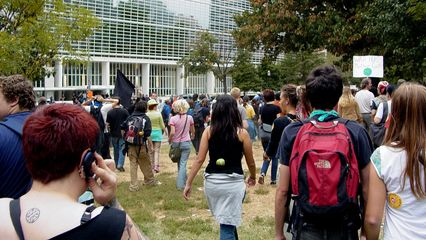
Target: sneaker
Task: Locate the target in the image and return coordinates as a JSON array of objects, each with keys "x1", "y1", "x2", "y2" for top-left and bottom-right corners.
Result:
[
  {"x1": 270, "y1": 181, "x2": 276, "y2": 185},
  {"x1": 258, "y1": 175, "x2": 264, "y2": 185},
  {"x1": 145, "y1": 180, "x2": 161, "y2": 186},
  {"x1": 118, "y1": 167, "x2": 125, "y2": 172},
  {"x1": 128, "y1": 186, "x2": 140, "y2": 192}
]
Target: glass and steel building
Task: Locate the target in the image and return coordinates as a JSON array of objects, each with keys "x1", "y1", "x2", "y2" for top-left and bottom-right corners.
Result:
[{"x1": 35, "y1": 0, "x2": 256, "y2": 99}]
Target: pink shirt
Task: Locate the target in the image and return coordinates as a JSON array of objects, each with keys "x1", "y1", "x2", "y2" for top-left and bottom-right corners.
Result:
[{"x1": 169, "y1": 114, "x2": 193, "y2": 142}]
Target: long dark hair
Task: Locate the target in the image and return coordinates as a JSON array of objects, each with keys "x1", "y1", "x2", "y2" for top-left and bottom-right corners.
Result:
[{"x1": 210, "y1": 94, "x2": 242, "y2": 142}]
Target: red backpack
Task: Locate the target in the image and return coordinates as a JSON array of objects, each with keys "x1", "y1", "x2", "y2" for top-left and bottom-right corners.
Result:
[{"x1": 290, "y1": 119, "x2": 360, "y2": 219}]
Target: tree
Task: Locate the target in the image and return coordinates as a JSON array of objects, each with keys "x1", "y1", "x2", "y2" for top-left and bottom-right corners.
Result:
[
  {"x1": 0, "y1": 0, "x2": 99, "y2": 81},
  {"x1": 180, "y1": 31, "x2": 234, "y2": 93},
  {"x1": 231, "y1": 49, "x2": 261, "y2": 92},
  {"x1": 276, "y1": 51, "x2": 326, "y2": 85},
  {"x1": 233, "y1": 0, "x2": 425, "y2": 82}
]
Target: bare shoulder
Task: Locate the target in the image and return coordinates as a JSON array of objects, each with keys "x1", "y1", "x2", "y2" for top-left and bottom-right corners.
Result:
[{"x1": 237, "y1": 128, "x2": 249, "y2": 141}]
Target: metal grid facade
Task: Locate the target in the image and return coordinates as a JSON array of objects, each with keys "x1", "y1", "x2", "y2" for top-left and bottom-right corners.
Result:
[{"x1": 51, "y1": 0, "x2": 257, "y2": 96}]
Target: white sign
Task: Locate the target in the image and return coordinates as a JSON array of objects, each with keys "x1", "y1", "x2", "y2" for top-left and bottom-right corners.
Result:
[{"x1": 353, "y1": 56, "x2": 383, "y2": 78}]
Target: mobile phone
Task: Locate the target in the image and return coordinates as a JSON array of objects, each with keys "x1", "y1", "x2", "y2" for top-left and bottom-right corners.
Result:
[{"x1": 82, "y1": 150, "x2": 96, "y2": 179}]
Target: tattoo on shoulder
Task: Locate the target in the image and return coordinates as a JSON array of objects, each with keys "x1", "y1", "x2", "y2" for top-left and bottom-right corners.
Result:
[{"x1": 25, "y1": 208, "x2": 40, "y2": 223}]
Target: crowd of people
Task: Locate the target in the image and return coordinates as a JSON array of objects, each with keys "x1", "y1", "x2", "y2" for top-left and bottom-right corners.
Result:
[{"x1": 0, "y1": 65, "x2": 425, "y2": 239}]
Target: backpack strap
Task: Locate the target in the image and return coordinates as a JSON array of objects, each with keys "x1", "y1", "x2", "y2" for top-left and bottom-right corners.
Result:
[
  {"x1": 80, "y1": 205, "x2": 97, "y2": 225},
  {"x1": 9, "y1": 199, "x2": 25, "y2": 240}
]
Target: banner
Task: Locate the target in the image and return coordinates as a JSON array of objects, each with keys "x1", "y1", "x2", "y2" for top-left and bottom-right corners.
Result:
[
  {"x1": 114, "y1": 69, "x2": 135, "y2": 109},
  {"x1": 353, "y1": 56, "x2": 383, "y2": 78}
]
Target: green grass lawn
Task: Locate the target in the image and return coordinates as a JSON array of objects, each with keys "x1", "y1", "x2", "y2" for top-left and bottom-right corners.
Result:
[{"x1": 116, "y1": 172, "x2": 275, "y2": 239}]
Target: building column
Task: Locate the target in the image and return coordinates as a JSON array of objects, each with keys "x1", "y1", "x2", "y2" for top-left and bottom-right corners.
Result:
[
  {"x1": 101, "y1": 62, "x2": 110, "y2": 95},
  {"x1": 141, "y1": 63, "x2": 150, "y2": 96},
  {"x1": 207, "y1": 71, "x2": 215, "y2": 95},
  {"x1": 176, "y1": 65, "x2": 184, "y2": 96},
  {"x1": 54, "y1": 60, "x2": 63, "y2": 88}
]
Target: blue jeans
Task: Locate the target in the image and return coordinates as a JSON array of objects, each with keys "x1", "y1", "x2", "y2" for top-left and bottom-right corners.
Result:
[
  {"x1": 260, "y1": 134, "x2": 277, "y2": 182},
  {"x1": 173, "y1": 141, "x2": 192, "y2": 190},
  {"x1": 111, "y1": 137, "x2": 125, "y2": 168},
  {"x1": 220, "y1": 224, "x2": 238, "y2": 240},
  {"x1": 260, "y1": 157, "x2": 278, "y2": 182}
]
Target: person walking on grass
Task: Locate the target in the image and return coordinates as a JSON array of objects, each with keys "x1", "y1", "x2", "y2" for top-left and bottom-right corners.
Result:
[
  {"x1": 275, "y1": 65, "x2": 373, "y2": 240},
  {"x1": 183, "y1": 94, "x2": 256, "y2": 240},
  {"x1": 263, "y1": 84, "x2": 299, "y2": 180},
  {"x1": 258, "y1": 89, "x2": 282, "y2": 185},
  {"x1": 365, "y1": 82, "x2": 426, "y2": 239},
  {"x1": 146, "y1": 99, "x2": 166, "y2": 173},
  {"x1": 106, "y1": 97, "x2": 129, "y2": 172},
  {"x1": 121, "y1": 101, "x2": 158, "y2": 192},
  {"x1": 169, "y1": 99, "x2": 195, "y2": 190}
]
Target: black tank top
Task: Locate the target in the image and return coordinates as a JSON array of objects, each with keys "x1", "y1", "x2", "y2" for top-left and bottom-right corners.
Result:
[
  {"x1": 50, "y1": 207, "x2": 126, "y2": 240},
  {"x1": 205, "y1": 134, "x2": 244, "y2": 174}
]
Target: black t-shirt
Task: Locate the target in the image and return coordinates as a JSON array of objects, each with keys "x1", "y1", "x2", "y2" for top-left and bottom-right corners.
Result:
[
  {"x1": 278, "y1": 115, "x2": 373, "y2": 170},
  {"x1": 259, "y1": 104, "x2": 281, "y2": 125},
  {"x1": 106, "y1": 107, "x2": 129, "y2": 138},
  {"x1": 50, "y1": 207, "x2": 126, "y2": 240},
  {"x1": 266, "y1": 114, "x2": 297, "y2": 158},
  {"x1": 205, "y1": 135, "x2": 244, "y2": 175}
]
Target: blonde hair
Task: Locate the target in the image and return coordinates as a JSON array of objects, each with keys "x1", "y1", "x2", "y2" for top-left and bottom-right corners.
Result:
[
  {"x1": 172, "y1": 99, "x2": 189, "y2": 114},
  {"x1": 338, "y1": 86, "x2": 356, "y2": 106},
  {"x1": 230, "y1": 87, "x2": 241, "y2": 99}
]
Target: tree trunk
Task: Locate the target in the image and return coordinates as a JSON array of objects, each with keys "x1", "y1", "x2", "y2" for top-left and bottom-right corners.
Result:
[{"x1": 223, "y1": 74, "x2": 227, "y2": 93}]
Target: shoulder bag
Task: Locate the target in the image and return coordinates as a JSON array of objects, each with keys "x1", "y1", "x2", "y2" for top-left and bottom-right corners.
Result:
[{"x1": 169, "y1": 115, "x2": 188, "y2": 163}]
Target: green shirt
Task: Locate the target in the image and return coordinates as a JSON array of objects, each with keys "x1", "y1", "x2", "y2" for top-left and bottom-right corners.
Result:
[{"x1": 146, "y1": 110, "x2": 165, "y2": 130}]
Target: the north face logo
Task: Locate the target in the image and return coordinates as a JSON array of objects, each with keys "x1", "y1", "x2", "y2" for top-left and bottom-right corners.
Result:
[{"x1": 314, "y1": 159, "x2": 331, "y2": 169}]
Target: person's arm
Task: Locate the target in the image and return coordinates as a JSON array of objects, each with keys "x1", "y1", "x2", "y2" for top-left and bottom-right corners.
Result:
[
  {"x1": 364, "y1": 163, "x2": 386, "y2": 240},
  {"x1": 190, "y1": 124, "x2": 195, "y2": 140},
  {"x1": 169, "y1": 125, "x2": 175, "y2": 143},
  {"x1": 183, "y1": 127, "x2": 210, "y2": 200},
  {"x1": 373, "y1": 102, "x2": 383, "y2": 124},
  {"x1": 275, "y1": 165, "x2": 290, "y2": 240},
  {"x1": 121, "y1": 213, "x2": 149, "y2": 240},
  {"x1": 104, "y1": 197, "x2": 149, "y2": 240},
  {"x1": 240, "y1": 129, "x2": 256, "y2": 183}
]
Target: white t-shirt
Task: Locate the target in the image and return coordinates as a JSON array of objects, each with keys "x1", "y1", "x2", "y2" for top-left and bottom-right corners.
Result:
[
  {"x1": 375, "y1": 100, "x2": 392, "y2": 122},
  {"x1": 355, "y1": 90, "x2": 374, "y2": 114},
  {"x1": 83, "y1": 103, "x2": 113, "y2": 133},
  {"x1": 371, "y1": 146, "x2": 426, "y2": 239}
]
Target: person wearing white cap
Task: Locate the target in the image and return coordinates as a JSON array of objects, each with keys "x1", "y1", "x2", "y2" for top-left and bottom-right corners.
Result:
[{"x1": 146, "y1": 99, "x2": 166, "y2": 173}]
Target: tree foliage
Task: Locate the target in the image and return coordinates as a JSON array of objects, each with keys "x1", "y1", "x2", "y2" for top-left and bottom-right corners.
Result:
[
  {"x1": 276, "y1": 51, "x2": 327, "y2": 85},
  {"x1": 231, "y1": 49, "x2": 261, "y2": 92},
  {"x1": 233, "y1": 0, "x2": 425, "y2": 82},
  {"x1": 0, "y1": 0, "x2": 99, "y2": 81},
  {"x1": 179, "y1": 31, "x2": 234, "y2": 93}
]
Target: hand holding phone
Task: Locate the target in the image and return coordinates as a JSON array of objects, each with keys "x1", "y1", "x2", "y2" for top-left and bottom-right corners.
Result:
[{"x1": 86, "y1": 153, "x2": 117, "y2": 205}]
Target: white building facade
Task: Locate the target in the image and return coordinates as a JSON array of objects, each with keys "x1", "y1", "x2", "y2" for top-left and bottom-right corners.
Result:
[{"x1": 34, "y1": 0, "x2": 259, "y2": 99}]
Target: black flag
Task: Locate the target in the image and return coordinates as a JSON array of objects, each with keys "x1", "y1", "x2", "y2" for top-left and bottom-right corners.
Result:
[{"x1": 114, "y1": 69, "x2": 135, "y2": 109}]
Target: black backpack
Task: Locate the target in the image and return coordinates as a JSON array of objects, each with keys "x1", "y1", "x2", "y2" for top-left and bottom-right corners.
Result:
[
  {"x1": 90, "y1": 106, "x2": 105, "y2": 132},
  {"x1": 193, "y1": 107, "x2": 205, "y2": 127},
  {"x1": 124, "y1": 116, "x2": 146, "y2": 145}
]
